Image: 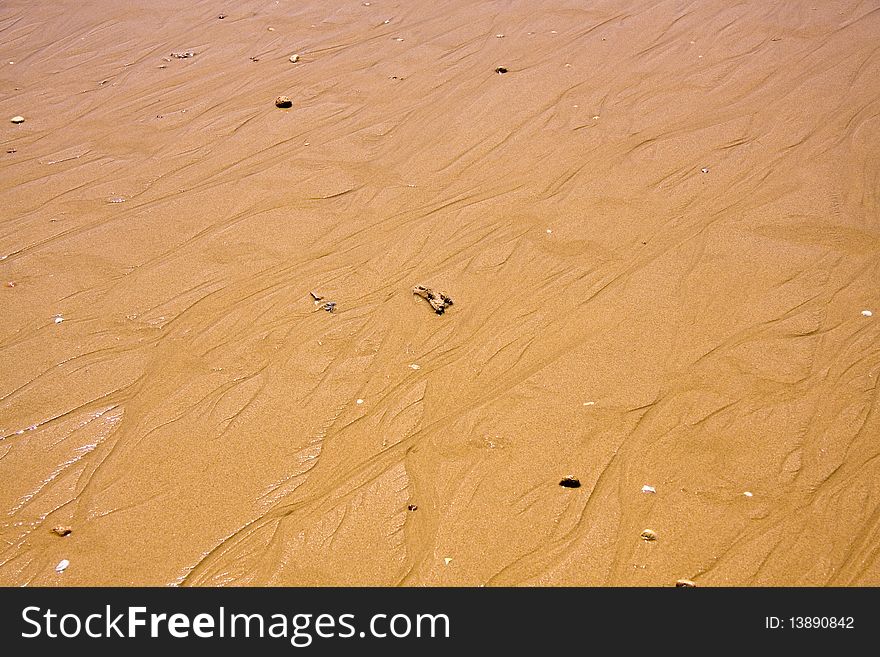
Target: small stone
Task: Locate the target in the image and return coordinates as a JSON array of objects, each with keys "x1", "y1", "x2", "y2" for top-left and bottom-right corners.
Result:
[
  {"x1": 862, "y1": 310, "x2": 873, "y2": 317},
  {"x1": 289, "y1": 54, "x2": 300, "y2": 63},
  {"x1": 495, "y1": 33, "x2": 504, "y2": 38},
  {"x1": 412, "y1": 285, "x2": 453, "y2": 315},
  {"x1": 559, "y1": 476, "x2": 581, "y2": 488},
  {"x1": 743, "y1": 491, "x2": 753, "y2": 497},
  {"x1": 322, "y1": 301, "x2": 336, "y2": 312},
  {"x1": 51, "y1": 527, "x2": 72, "y2": 537},
  {"x1": 10, "y1": 115, "x2": 24, "y2": 124},
  {"x1": 641, "y1": 485, "x2": 656, "y2": 494},
  {"x1": 583, "y1": 401, "x2": 595, "y2": 406},
  {"x1": 55, "y1": 559, "x2": 70, "y2": 573},
  {"x1": 675, "y1": 579, "x2": 696, "y2": 588},
  {"x1": 170, "y1": 50, "x2": 195, "y2": 59},
  {"x1": 444, "y1": 557, "x2": 452, "y2": 565},
  {"x1": 701, "y1": 167, "x2": 709, "y2": 174},
  {"x1": 495, "y1": 66, "x2": 508, "y2": 74},
  {"x1": 407, "y1": 504, "x2": 417, "y2": 511},
  {"x1": 268, "y1": 27, "x2": 275, "y2": 31},
  {"x1": 356, "y1": 399, "x2": 364, "y2": 405},
  {"x1": 409, "y1": 363, "x2": 421, "y2": 370},
  {"x1": 275, "y1": 95, "x2": 293, "y2": 108},
  {"x1": 640, "y1": 529, "x2": 658, "y2": 541},
  {"x1": 218, "y1": 13, "x2": 226, "y2": 19},
  {"x1": 6, "y1": 281, "x2": 16, "y2": 287},
  {"x1": 108, "y1": 196, "x2": 126, "y2": 203},
  {"x1": 53, "y1": 315, "x2": 64, "y2": 324}
]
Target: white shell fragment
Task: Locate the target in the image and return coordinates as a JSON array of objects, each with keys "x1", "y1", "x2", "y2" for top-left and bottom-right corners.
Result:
[
  {"x1": 444, "y1": 557, "x2": 452, "y2": 565},
  {"x1": 862, "y1": 310, "x2": 873, "y2": 317},
  {"x1": 409, "y1": 364, "x2": 421, "y2": 370},
  {"x1": 743, "y1": 491, "x2": 753, "y2": 497},
  {"x1": 289, "y1": 54, "x2": 300, "y2": 63},
  {"x1": 356, "y1": 399, "x2": 364, "y2": 405},
  {"x1": 641, "y1": 485, "x2": 656, "y2": 494},
  {"x1": 55, "y1": 559, "x2": 70, "y2": 573},
  {"x1": 10, "y1": 115, "x2": 25, "y2": 124},
  {"x1": 53, "y1": 315, "x2": 64, "y2": 324}
]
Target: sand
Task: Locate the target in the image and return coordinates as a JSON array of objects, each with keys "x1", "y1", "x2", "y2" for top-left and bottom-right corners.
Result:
[{"x1": 1, "y1": 0, "x2": 879, "y2": 586}]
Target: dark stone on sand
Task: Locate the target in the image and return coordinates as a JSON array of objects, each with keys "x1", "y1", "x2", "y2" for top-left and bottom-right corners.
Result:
[
  {"x1": 275, "y1": 95, "x2": 293, "y2": 108},
  {"x1": 407, "y1": 504, "x2": 418, "y2": 511},
  {"x1": 559, "y1": 476, "x2": 581, "y2": 488},
  {"x1": 495, "y1": 66, "x2": 508, "y2": 74}
]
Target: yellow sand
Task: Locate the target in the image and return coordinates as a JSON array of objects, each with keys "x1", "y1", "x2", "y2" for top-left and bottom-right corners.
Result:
[{"x1": 1, "y1": 0, "x2": 879, "y2": 586}]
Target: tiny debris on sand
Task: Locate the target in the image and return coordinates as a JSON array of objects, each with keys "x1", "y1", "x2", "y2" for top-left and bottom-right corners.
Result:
[
  {"x1": 559, "y1": 475, "x2": 581, "y2": 488},
  {"x1": 675, "y1": 579, "x2": 696, "y2": 588},
  {"x1": 862, "y1": 310, "x2": 873, "y2": 317},
  {"x1": 412, "y1": 285, "x2": 453, "y2": 315},
  {"x1": 641, "y1": 485, "x2": 656, "y2": 494},
  {"x1": 309, "y1": 291, "x2": 323, "y2": 301},
  {"x1": 640, "y1": 529, "x2": 658, "y2": 541},
  {"x1": 55, "y1": 559, "x2": 70, "y2": 573},
  {"x1": 289, "y1": 54, "x2": 300, "y2": 63},
  {"x1": 407, "y1": 504, "x2": 418, "y2": 511},
  {"x1": 322, "y1": 301, "x2": 336, "y2": 312},
  {"x1": 10, "y1": 115, "x2": 24, "y2": 124},
  {"x1": 51, "y1": 526, "x2": 72, "y2": 537},
  {"x1": 170, "y1": 50, "x2": 195, "y2": 59},
  {"x1": 275, "y1": 95, "x2": 293, "y2": 108}
]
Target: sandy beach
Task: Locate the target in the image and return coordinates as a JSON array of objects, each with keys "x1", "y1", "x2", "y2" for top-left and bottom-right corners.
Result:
[{"x1": 1, "y1": 0, "x2": 879, "y2": 586}]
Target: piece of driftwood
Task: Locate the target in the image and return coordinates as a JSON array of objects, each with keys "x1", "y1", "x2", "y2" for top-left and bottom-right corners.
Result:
[{"x1": 412, "y1": 285, "x2": 453, "y2": 315}]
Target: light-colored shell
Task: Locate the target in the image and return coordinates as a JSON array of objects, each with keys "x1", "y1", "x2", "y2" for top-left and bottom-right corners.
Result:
[
  {"x1": 640, "y1": 529, "x2": 658, "y2": 541},
  {"x1": 10, "y1": 115, "x2": 24, "y2": 124}
]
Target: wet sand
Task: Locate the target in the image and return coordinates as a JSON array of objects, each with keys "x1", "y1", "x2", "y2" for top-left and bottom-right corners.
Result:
[{"x1": 1, "y1": 0, "x2": 879, "y2": 586}]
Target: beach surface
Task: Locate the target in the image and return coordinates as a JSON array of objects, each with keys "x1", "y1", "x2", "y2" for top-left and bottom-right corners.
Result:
[{"x1": 2, "y1": 0, "x2": 879, "y2": 586}]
